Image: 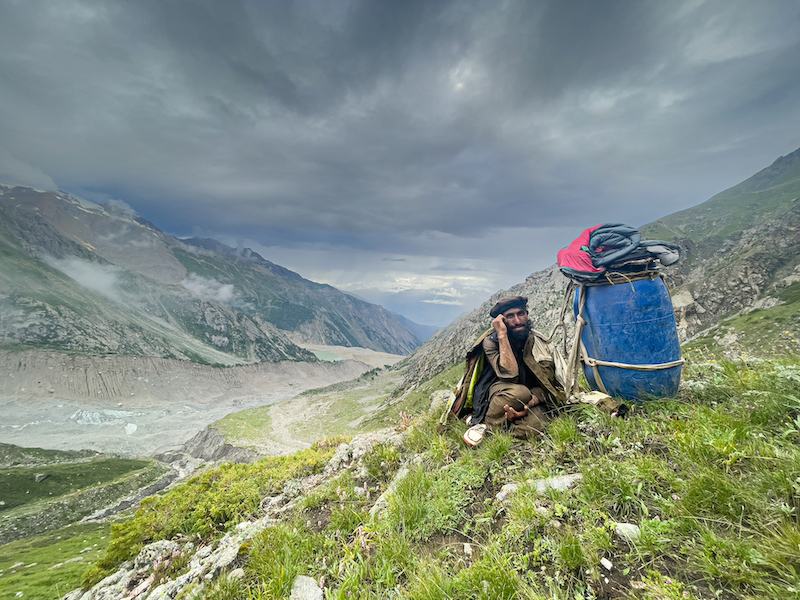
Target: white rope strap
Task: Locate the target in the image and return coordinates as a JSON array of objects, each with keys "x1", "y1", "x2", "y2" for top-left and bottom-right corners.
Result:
[
  {"x1": 580, "y1": 337, "x2": 609, "y2": 395},
  {"x1": 583, "y1": 356, "x2": 686, "y2": 371}
]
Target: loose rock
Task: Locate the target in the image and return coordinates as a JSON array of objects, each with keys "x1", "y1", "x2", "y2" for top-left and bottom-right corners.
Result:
[
  {"x1": 532, "y1": 473, "x2": 583, "y2": 495},
  {"x1": 615, "y1": 522, "x2": 641, "y2": 543},
  {"x1": 290, "y1": 575, "x2": 323, "y2": 600}
]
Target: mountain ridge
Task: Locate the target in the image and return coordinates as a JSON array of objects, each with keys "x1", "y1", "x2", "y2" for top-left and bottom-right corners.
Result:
[
  {"x1": 0, "y1": 184, "x2": 422, "y2": 361},
  {"x1": 642, "y1": 146, "x2": 800, "y2": 242}
]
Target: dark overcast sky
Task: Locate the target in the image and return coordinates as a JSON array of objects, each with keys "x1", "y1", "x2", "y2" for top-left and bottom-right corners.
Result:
[{"x1": 1, "y1": 0, "x2": 799, "y2": 326}]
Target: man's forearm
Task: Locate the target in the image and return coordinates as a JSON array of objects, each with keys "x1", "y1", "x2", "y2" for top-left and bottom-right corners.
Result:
[
  {"x1": 489, "y1": 313, "x2": 519, "y2": 379},
  {"x1": 496, "y1": 333, "x2": 518, "y2": 376}
]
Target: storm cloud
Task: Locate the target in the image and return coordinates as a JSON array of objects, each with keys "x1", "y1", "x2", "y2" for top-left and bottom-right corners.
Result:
[{"x1": 2, "y1": 0, "x2": 799, "y2": 325}]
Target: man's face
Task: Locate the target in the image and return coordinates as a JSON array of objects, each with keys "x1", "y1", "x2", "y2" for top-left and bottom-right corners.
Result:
[{"x1": 502, "y1": 307, "x2": 529, "y2": 340}]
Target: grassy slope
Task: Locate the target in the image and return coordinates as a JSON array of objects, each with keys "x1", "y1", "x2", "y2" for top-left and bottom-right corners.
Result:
[
  {"x1": 0, "y1": 448, "x2": 170, "y2": 598},
  {"x1": 0, "y1": 522, "x2": 110, "y2": 600},
  {"x1": 214, "y1": 367, "x2": 403, "y2": 452},
  {"x1": 1, "y1": 458, "x2": 150, "y2": 511},
  {"x1": 0, "y1": 454, "x2": 170, "y2": 545},
  {"x1": 37, "y1": 354, "x2": 799, "y2": 600},
  {"x1": 214, "y1": 363, "x2": 463, "y2": 452},
  {"x1": 0, "y1": 443, "x2": 100, "y2": 469}
]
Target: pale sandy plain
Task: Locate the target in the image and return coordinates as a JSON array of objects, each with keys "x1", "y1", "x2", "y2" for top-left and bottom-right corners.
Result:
[{"x1": 0, "y1": 345, "x2": 404, "y2": 457}]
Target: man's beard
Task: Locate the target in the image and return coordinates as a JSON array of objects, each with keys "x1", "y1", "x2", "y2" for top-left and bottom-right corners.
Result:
[{"x1": 508, "y1": 321, "x2": 531, "y2": 344}]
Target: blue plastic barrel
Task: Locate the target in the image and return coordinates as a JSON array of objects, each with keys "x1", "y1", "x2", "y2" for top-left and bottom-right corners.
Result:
[{"x1": 575, "y1": 277, "x2": 682, "y2": 401}]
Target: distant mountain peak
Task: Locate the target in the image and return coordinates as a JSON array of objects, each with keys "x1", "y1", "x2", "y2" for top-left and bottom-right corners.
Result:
[{"x1": 181, "y1": 237, "x2": 307, "y2": 282}]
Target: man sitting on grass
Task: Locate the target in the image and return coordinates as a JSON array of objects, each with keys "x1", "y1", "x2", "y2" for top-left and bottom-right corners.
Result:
[{"x1": 464, "y1": 296, "x2": 563, "y2": 445}]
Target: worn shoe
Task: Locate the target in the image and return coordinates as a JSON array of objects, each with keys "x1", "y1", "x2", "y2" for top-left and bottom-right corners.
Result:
[{"x1": 463, "y1": 423, "x2": 487, "y2": 448}]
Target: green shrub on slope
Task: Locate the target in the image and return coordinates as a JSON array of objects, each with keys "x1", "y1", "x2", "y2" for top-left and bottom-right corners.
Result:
[{"x1": 81, "y1": 442, "x2": 338, "y2": 587}]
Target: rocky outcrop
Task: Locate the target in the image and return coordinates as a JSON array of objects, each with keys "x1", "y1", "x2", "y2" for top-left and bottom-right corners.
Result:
[
  {"x1": 659, "y1": 201, "x2": 800, "y2": 340},
  {"x1": 179, "y1": 428, "x2": 260, "y2": 463}
]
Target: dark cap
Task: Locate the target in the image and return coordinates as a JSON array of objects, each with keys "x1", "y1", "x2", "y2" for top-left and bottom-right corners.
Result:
[{"x1": 489, "y1": 296, "x2": 528, "y2": 318}]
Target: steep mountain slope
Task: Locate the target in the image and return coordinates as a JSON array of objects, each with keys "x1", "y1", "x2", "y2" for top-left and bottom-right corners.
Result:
[
  {"x1": 399, "y1": 146, "x2": 800, "y2": 387},
  {"x1": 0, "y1": 200, "x2": 313, "y2": 364},
  {"x1": 642, "y1": 146, "x2": 800, "y2": 339},
  {"x1": 643, "y1": 146, "x2": 800, "y2": 242},
  {"x1": 176, "y1": 238, "x2": 420, "y2": 353},
  {"x1": 0, "y1": 185, "x2": 421, "y2": 361}
]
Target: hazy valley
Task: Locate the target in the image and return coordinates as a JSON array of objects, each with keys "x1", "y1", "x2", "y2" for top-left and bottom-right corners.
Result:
[{"x1": 0, "y1": 185, "x2": 419, "y2": 457}]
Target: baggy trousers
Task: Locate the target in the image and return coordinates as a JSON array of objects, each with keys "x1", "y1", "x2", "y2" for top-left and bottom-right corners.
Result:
[{"x1": 484, "y1": 383, "x2": 548, "y2": 439}]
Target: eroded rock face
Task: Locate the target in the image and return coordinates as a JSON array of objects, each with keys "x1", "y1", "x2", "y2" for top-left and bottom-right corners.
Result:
[
  {"x1": 671, "y1": 290, "x2": 706, "y2": 335},
  {"x1": 0, "y1": 351, "x2": 370, "y2": 404},
  {"x1": 661, "y1": 202, "x2": 800, "y2": 340},
  {"x1": 180, "y1": 428, "x2": 259, "y2": 463}
]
